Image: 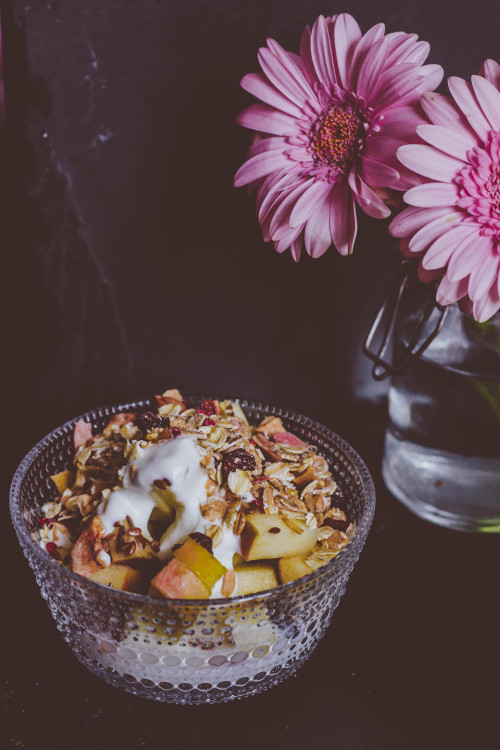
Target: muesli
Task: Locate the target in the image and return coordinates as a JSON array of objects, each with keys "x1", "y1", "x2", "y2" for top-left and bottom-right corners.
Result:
[{"x1": 34, "y1": 390, "x2": 353, "y2": 598}]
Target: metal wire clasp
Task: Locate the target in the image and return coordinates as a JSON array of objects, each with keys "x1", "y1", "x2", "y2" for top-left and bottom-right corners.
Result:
[{"x1": 363, "y1": 262, "x2": 448, "y2": 381}]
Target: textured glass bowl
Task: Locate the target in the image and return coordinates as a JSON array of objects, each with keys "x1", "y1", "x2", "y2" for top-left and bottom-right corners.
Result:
[{"x1": 10, "y1": 395, "x2": 375, "y2": 704}]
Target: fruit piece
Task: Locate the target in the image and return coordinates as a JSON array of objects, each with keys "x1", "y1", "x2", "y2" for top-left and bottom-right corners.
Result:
[
  {"x1": 50, "y1": 470, "x2": 74, "y2": 494},
  {"x1": 199, "y1": 399, "x2": 218, "y2": 416},
  {"x1": 273, "y1": 431, "x2": 308, "y2": 448},
  {"x1": 149, "y1": 484, "x2": 176, "y2": 522},
  {"x1": 151, "y1": 558, "x2": 210, "y2": 599},
  {"x1": 256, "y1": 415, "x2": 284, "y2": 436},
  {"x1": 240, "y1": 514, "x2": 319, "y2": 561},
  {"x1": 90, "y1": 564, "x2": 148, "y2": 593},
  {"x1": 108, "y1": 526, "x2": 158, "y2": 568},
  {"x1": 71, "y1": 517, "x2": 104, "y2": 577},
  {"x1": 235, "y1": 560, "x2": 278, "y2": 595},
  {"x1": 173, "y1": 535, "x2": 226, "y2": 589},
  {"x1": 221, "y1": 448, "x2": 256, "y2": 479},
  {"x1": 278, "y1": 555, "x2": 312, "y2": 584},
  {"x1": 74, "y1": 419, "x2": 92, "y2": 449},
  {"x1": 147, "y1": 583, "x2": 164, "y2": 598}
]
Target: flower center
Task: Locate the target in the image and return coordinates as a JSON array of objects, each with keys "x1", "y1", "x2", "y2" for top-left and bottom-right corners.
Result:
[
  {"x1": 456, "y1": 131, "x2": 500, "y2": 240},
  {"x1": 310, "y1": 105, "x2": 364, "y2": 172}
]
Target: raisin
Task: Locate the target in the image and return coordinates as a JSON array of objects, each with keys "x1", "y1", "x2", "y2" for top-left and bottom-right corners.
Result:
[
  {"x1": 136, "y1": 411, "x2": 166, "y2": 433},
  {"x1": 221, "y1": 448, "x2": 256, "y2": 480},
  {"x1": 323, "y1": 518, "x2": 350, "y2": 533},
  {"x1": 189, "y1": 532, "x2": 213, "y2": 554}
]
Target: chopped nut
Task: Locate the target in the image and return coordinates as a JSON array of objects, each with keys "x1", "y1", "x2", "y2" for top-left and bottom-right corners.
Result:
[
  {"x1": 201, "y1": 498, "x2": 227, "y2": 521},
  {"x1": 205, "y1": 525, "x2": 224, "y2": 548},
  {"x1": 233, "y1": 510, "x2": 246, "y2": 536}
]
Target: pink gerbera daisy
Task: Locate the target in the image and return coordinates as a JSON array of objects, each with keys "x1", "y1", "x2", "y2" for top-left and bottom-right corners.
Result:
[
  {"x1": 234, "y1": 13, "x2": 442, "y2": 260},
  {"x1": 390, "y1": 60, "x2": 500, "y2": 322}
]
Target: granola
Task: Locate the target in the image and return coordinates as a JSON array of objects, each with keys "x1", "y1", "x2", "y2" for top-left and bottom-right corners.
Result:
[{"x1": 33, "y1": 391, "x2": 354, "y2": 598}]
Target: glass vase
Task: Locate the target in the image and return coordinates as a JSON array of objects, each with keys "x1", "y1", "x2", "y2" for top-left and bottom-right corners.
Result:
[{"x1": 365, "y1": 269, "x2": 500, "y2": 532}]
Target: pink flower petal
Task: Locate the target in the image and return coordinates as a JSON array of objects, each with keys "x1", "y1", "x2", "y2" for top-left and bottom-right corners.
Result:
[
  {"x1": 420, "y1": 92, "x2": 479, "y2": 144},
  {"x1": 447, "y1": 77, "x2": 491, "y2": 141},
  {"x1": 468, "y1": 251, "x2": 500, "y2": 301},
  {"x1": 304, "y1": 202, "x2": 333, "y2": 258},
  {"x1": 240, "y1": 73, "x2": 303, "y2": 118},
  {"x1": 258, "y1": 47, "x2": 311, "y2": 109},
  {"x1": 248, "y1": 136, "x2": 288, "y2": 156},
  {"x1": 423, "y1": 225, "x2": 476, "y2": 270},
  {"x1": 371, "y1": 63, "x2": 425, "y2": 111},
  {"x1": 350, "y1": 22, "x2": 385, "y2": 87},
  {"x1": 481, "y1": 59, "x2": 500, "y2": 89},
  {"x1": 364, "y1": 135, "x2": 403, "y2": 163},
  {"x1": 397, "y1": 144, "x2": 463, "y2": 182},
  {"x1": 269, "y1": 181, "x2": 312, "y2": 238},
  {"x1": 472, "y1": 282, "x2": 500, "y2": 322},
  {"x1": 258, "y1": 174, "x2": 308, "y2": 223},
  {"x1": 389, "y1": 206, "x2": 452, "y2": 238},
  {"x1": 360, "y1": 156, "x2": 400, "y2": 188},
  {"x1": 266, "y1": 39, "x2": 317, "y2": 100},
  {"x1": 289, "y1": 179, "x2": 333, "y2": 228},
  {"x1": 401, "y1": 40, "x2": 430, "y2": 66},
  {"x1": 471, "y1": 74, "x2": 500, "y2": 131},
  {"x1": 379, "y1": 104, "x2": 426, "y2": 138},
  {"x1": 348, "y1": 173, "x2": 391, "y2": 219},
  {"x1": 416, "y1": 65, "x2": 444, "y2": 95},
  {"x1": 418, "y1": 262, "x2": 443, "y2": 283},
  {"x1": 436, "y1": 274, "x2": 469, "y2": 306},
  {"x1": 237, "y1": 104, "x2": 300, "y2": 136},
  {"x1": 310, "y1": 15, "x2": 337, "y2": 89},
  {"x1": 234, "y1": 149, "x2": 291, "y2": 187},
  {"x1": 290, "y1": 236, "x2": 303, "y2": 262},
  {"x1": 332, "y1": 13, "x2": 362, "y2": 87},
  {"x1": 416, "y1": 124, "x2": 475, "y2": 161},
  {"x1": 407, "y1": 211, "x2": 462, "y2": 254},
  {"x1": 299, "y1": 26, "x2": 318, "y2": 88},
  {"x1": 447, "y1": 233, "x2": 488, "y2": 282},
  {"x1": 404, "y1": 182, "x2": 459, "y2": 207},
  {"x1": 329, "y1": 181, "x2": 357, "y2": 255}
]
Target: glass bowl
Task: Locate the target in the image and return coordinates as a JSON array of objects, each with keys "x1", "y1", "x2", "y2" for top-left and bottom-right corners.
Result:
[{"x1": 10, "y1": 395, "x2": 375, "y2": 704}]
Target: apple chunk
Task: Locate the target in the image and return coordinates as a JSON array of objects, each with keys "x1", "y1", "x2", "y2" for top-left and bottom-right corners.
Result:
[
  {"x1": 278, "y1": 555, "x2": 312, "y2": 584},
  {"x1": 235, "y1": 560, "x2": 278, "y2": 595},
  {"x1": 173, "y1": 536, "x2": 226, "y2": 589},
  {"x1": 90, "y1": 564, "x2": 148, "y2": 593},
  {"x1": 240, "y1": 514, "x2": 318, "y2": 561},
  {"x1": 50, "y1": 469, "x2": 74, "y2": 494},
  {"x1": 151, "y1": 558, "x2": 210, "y2": 599}
]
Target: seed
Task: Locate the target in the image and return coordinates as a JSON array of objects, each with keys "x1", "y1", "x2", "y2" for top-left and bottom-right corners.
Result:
[
  {"x1": 151, "y1": 541, "x2": 160, "y2": 552},
  {"x1": 103, "y1": 532, "x2": 115, "y2": 541},
  {"x1": 125, "y1": 541, "x2": 136, "y2": 556},
  {"x1": 268, "y1": 527, "x2": 281, "y2": 534},
  {"x1": 154, "y1": 478, "x2": 171, "y2": 489},
  {"x1": 127, "y1": 527, "x2": 142, "y2": 536}
]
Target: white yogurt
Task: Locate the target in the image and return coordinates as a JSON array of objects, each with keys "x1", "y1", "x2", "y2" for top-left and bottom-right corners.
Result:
[{"x1": 99, "y1": 486, "x2": 155, "y2": 539}]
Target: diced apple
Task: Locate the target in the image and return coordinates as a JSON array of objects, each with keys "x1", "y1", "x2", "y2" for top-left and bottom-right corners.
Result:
[
  {"x1": 71, "y1": 517, "x2": 104, "y2": 578},
  {"x1": 147, "y1": 583, "x2": 164, "y2": 598},
  {"x1": 74, "y1": 419, "x2": 93, "y2": 449},
  {"x1": 273, "y1": 431, "x2": 308, "y2": 448},
  {"x1": 90, "y1": 564, "x2": 148, "y2": 593},
  {"x1": 240, "y1": 514, "x2": 319, "y2": 561},
  {"x1": 151, "y1": 558, "x2": 210, "y2": 599},
  {"x1": 278, "y1": 555, "x2": 312, "y2": 584},
  {"x1": 173, "y1": 536, "x2": 226, "y2": 589},
  {"x1": 235, "y1": 560, "x2": 278, "y2": 595},
  {"x1": 149, "y1": 485, "x2": 177, "y2": 521},
  {"x1": 108, "y1": 530, "x2": 158, "y2": 568},
  {"x1": 50, "y1": 470, "x2": 74, "y2": 494}
]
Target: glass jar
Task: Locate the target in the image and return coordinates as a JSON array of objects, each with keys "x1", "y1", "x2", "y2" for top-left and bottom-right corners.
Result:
[{"x1": 366, "y1": 272, "x2": 500, "y2": 532}]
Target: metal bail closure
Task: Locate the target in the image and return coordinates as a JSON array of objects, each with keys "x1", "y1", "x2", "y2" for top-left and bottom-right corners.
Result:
[{"x1": 363, "y1": 262, "x2": 448, "y2": 381}]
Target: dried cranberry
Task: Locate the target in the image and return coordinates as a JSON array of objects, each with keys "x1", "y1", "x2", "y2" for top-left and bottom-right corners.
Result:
[
  {"x1": 251, "y1": 475, "x2": 269, "y2": 484},
  {"x1": 136, "y1": 411, "x2": 167, "y2": 433},
  {"x1": 39, "y1": 517, "x2": 47, "y2": 526},
  {"x1": 46, "y1": 541, "x2": 60, "y2": 559},
  {"x1": 199, "y1": 399, "x2": 218, "y2": 416},
  {"x1": 323, "y1": 518, "x2": 350, "y2": 533},
  {"x1": 189, "y1": 532, "x2": 213, "y2": 554},
  {"x1": 203, "y1": 417, "x2": 215, "y2": 427},
  {"x1": 170, "y1": 427, "x2": 181, "y2": 438},
  {"x1": 222, "y1": 448, "x2": 256, "y2": 479}
]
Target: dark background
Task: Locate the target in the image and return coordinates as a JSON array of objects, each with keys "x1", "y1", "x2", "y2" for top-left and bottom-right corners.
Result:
[{"x1": 2, "y1": 1, "x2": 499, "y2": 748}]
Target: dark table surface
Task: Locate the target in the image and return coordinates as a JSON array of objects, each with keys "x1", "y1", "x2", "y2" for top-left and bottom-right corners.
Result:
[
  {"x1": 2, "y1": 0, "x2": 500, "y2": 746},
  {"x1": 3, "y1": 401, "x2": 500, "y2": 750}
]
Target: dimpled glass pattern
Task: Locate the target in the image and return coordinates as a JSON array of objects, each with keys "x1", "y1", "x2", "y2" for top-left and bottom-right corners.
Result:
[{"x1": 10, "y1": 396, "x2": 375, "y2": 704}]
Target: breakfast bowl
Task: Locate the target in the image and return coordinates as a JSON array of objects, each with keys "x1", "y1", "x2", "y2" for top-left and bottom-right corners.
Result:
[{"x1": 10, "y1": 395, "x2": 375, "y2": 704}]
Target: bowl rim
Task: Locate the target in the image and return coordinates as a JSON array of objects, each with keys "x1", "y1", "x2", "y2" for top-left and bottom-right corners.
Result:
[{"x1": 10, "y1": 393, "x2": 376, "y2": 608}]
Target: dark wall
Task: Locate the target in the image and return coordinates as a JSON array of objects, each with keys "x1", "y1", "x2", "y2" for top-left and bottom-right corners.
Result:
[{"x1": 4, "y1": 0, "x2": 500, "y2": 463}]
